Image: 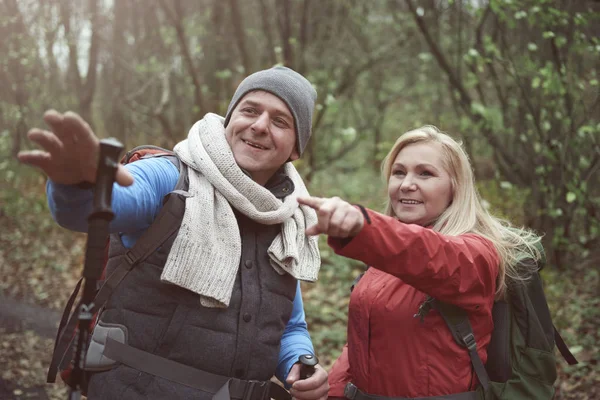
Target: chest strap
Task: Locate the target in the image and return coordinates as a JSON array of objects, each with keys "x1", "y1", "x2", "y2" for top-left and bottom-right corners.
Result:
[
  {"x1": 103, "y1": 337, "x2": 290, "y2": 400},
  {"x1": 344, "y1": 383, "x2": 479, "y2": 400}
]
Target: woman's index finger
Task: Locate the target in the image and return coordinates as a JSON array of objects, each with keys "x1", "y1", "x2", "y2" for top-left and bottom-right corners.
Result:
[{"x1": 297, "y1": 195, "x2": 326, "y2": 210}]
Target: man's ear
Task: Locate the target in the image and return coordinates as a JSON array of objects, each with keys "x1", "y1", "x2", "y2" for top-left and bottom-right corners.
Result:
[{"x1": 289, "y1": 147, "x2": 300, "y2": 161}]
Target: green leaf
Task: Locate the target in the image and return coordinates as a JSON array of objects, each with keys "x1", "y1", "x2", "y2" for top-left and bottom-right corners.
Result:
[
  {"x1": 569, "y1": 345, "x2": 583, "y2": 355},
  {"x1": 214, "y1": 69, "x2": 232, "y2": 80},
  {"x1": 566, "y1": 192, "x2": 576, "y2": 203},
  {"x1": 471, "y1": 102, "x2": 486, "y2": 115},
  {"x1": 500, "y1": 181, "x2": 513, "y2": 190},
  {"x1": 515, "y1": 11, "x2": 527, "y2": 19},
  {"x1": 542, "y1": 121, "x2": 551, "y2": 131},
  {"x1": 418, "y1": 52, "x2": 432, "y2": 62}
]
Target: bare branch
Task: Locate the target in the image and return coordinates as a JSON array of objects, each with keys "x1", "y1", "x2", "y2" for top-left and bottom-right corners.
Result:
[
  {"x1": 157, "y1": 0, "x2": 205, "y2": 115},
  {"x1": 228, "y1": 0, "x2": 252, "y2": 73},
  {"x1": 258, "y1": 0, "x2": 277, "y2": 66},
  {"x1": 276, "y1": 0, "x2": 294, "y2": 67}
]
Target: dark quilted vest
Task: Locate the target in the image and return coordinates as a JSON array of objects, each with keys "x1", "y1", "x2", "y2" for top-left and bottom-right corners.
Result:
[{"x1": 87, "y1": 171, "x2": 298, "y2": 399}]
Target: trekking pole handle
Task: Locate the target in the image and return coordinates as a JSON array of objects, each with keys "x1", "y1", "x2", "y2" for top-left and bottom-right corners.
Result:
[
  {"x1": 92, "y1": 138, "x2": 124, "y2": 217},
  {"x1": 84, "y1": 138, "x2": 123, "y2": 280},
  {"x1": 298, "y1": 354, "x2": 318, "y2": 380}
]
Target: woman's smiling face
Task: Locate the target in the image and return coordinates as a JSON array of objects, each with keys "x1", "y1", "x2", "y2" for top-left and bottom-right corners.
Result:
[{"x1": 387, "y1": 141, "x2": 453, "y2": 226}]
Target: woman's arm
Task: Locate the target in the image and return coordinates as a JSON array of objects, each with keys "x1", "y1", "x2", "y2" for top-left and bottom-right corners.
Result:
[{"x1": 328, "y1": 208, "x2": 499, "y2": 313}]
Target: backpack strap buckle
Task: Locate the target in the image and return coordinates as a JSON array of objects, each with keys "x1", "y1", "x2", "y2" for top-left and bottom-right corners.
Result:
[
  {"x1": 242, "y1": 380, "x2": 270, "y2": 400},
  {"x1": 124, "y1": 250, "x2": 137, "y2": 267},
  {"x1": 462, "y1": 332, "x2": 477, "y2": 351},
  {"x1": 344, "y1": 382, "x2": 359, "y2": 400}
]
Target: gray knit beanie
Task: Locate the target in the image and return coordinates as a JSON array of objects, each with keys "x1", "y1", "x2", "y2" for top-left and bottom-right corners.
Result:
[{"x1": 224, "y1": 66, "x2": 317, "y2": 156}]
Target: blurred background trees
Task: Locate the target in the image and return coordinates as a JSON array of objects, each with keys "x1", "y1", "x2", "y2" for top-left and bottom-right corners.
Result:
[{"x1": 1, "y1": 0, "x2": 598, "y2": 398}]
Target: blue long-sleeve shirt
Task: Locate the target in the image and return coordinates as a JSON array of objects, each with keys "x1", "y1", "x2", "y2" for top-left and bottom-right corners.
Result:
[{"x1": 47, "y1": 156, "x2": 314, "y2": 384}]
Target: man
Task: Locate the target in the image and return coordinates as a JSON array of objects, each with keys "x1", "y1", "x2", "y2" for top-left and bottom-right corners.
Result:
[{"x1": 18, "y1": 66, "x2": 329, "y2": 400}]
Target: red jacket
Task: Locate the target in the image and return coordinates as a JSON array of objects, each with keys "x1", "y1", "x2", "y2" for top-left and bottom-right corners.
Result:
[{"x1": 327, "y1": 209, "x2": 499, "y2": 398}]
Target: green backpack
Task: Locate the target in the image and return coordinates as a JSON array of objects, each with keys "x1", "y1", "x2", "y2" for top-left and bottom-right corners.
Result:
[{"x1": 429, "y1": 255, "x2": 578, "y2": 399}]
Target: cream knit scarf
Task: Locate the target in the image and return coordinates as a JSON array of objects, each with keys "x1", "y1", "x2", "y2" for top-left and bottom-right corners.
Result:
[{"x1": 161, "y1": 113, "x2": 321, "y2": 308}]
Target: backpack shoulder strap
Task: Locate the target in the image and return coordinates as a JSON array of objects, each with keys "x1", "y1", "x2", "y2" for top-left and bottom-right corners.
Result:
[
  {"x1": 121, "y1": 145, "x2": 175, "y2": 163},
  {"x1": 431, "y1": 298, "x2": 491, "y2": 391},
  {"x1": 98, "y1": 145, "x2": 186, "y2": 306},
  {"x1": 92, "y1": 190, "x2": 189, "y2": 311},
  {"x1": 554, "y1": 325, "x2": 579, "y2": 365}
]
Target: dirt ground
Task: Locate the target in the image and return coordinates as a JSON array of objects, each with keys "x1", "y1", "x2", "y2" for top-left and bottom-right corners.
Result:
[{"x1": 0, "y1": 295, "x2": 68, "y2": 400}]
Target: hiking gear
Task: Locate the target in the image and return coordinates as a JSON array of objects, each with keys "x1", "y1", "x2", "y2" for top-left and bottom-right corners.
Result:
[
  {"x1": 299, "y1": 355, "x2": 318, "y2": 380},
  {"x1": 431, "y1": 269, "x2": 578, "y2": 399},
  {"x1": 85, "y1": 187, "x2": 298, "y2": 399},
  {"x1": 327, "y1": 209, "x2": 499, "y2": 397},
  {"x1": 224, "y1": 66, "x2": 317, "y2": 156},
  {"x1": 48, "y1": 146, "x2": 183, "y2": 389},
  {"x1": 50, "y1": 145, "x2": 311, "y2": 399},
  {"x1": 68, "y1": 138, "x2": 124, "y2": 399},
  {"x1": 170, "y1": 113, "x2": 320, "y2": 308}
]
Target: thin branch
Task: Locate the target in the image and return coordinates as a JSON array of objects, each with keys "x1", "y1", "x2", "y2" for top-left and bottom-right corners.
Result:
[
  {"x1": 276, "y1": 0, "x2": 294, "y2": 67},
  {"x1": 80, "y1": 0, "x2": 99, "y2": 110},
  {"x1": 157, "y1": 0, "x2": 205, "y2": 115},
  {"x1": 228, "y1": 0, "x2": 252, "y2": 73},
  {"x1": 258, "y1": 0, "x2": 277, "y2": 66},
  {"x1": 297, "y1": 0, "x2": 311, "y2": 74},
  {"x1": 496, "y1": 24, "x2": 546, "y2": 141}
]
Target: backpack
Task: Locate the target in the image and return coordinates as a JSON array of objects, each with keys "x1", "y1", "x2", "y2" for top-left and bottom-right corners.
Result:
[
  {"x1": 429, "y1": 247, "x2": 578, "y2": 399},
  {"x1": 350, "y1": 244, "x2": 578, "y2": 399},
  {"x1": 47, "y1": 145, "x2": 187, "y2": 390}
]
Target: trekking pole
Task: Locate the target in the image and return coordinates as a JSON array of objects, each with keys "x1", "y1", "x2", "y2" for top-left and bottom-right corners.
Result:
[
  {"x1": 299, "y1": 354, "x2": 318, "y2": 380},
  {"x1": 68, "y1": 138, "x2": 124, "y2": 400}
]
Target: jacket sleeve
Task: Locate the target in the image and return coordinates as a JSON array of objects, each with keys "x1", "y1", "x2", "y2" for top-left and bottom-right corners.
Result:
[
  {"x1": 276, "y1": 282, "x2": 315, "y2": 386},
  {"x1": 328, "y1": 343, "x2": 352, "y2": 397},
  {"x1": 328, "y1": 208, "x2": 499, "y2": 313},
  {"x1": 47, "y1": 157, "x2": 179, "y2": 234}
]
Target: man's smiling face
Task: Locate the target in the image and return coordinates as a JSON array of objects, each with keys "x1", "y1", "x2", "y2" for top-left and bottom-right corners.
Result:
[{"x1": 225, "y1": 90, "x2": 299, "y2": 186}]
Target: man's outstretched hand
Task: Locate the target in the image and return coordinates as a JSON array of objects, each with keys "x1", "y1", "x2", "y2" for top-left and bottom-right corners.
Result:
[
  {"x1": 298, "y1": 196, "x2": 364, "y2": 238},
  {"x1": 286, "y1": 363, "x2": 329, "y2": 400},
  {"x1": 17, "y1": 110, "x2": 133, "y2": 187}
]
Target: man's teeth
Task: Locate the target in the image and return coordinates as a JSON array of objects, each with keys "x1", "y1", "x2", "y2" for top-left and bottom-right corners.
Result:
[
  {"x1": 244, "y1": 140, "x2": 267, "y2": 150},
  {"x1": 401, "y1": 200, "x2": 421, "y2": 204}
]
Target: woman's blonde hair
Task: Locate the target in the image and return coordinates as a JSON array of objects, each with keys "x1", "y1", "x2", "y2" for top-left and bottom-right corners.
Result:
[{"x1": 381, "y1": 125, "x2": 542, "y2": 295}]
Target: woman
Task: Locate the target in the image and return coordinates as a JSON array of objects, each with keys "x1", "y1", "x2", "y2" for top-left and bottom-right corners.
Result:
[{"x1": 298, "y1": 126, "x2": 542, "y2": 399}]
